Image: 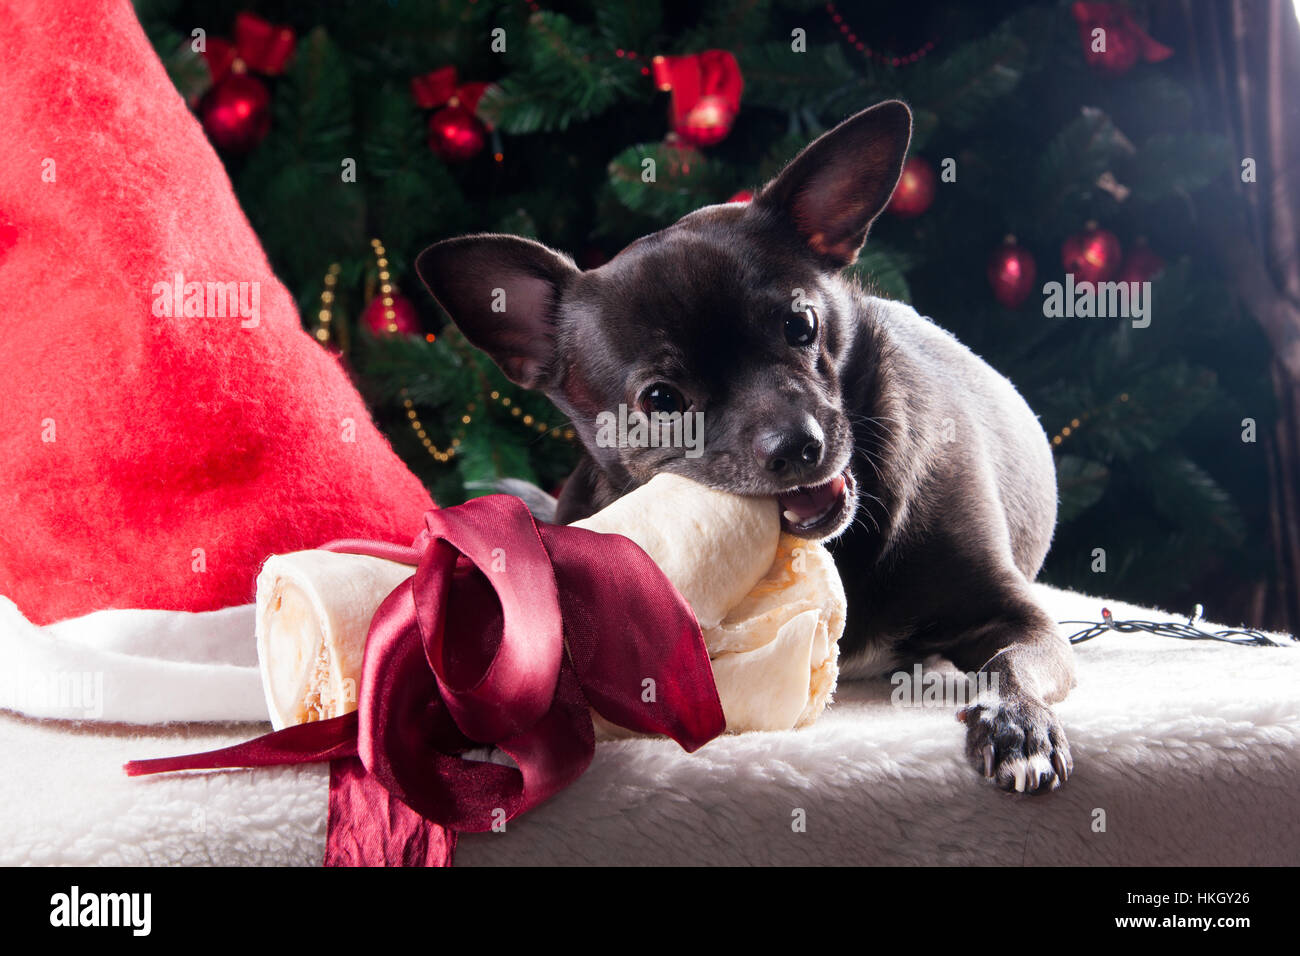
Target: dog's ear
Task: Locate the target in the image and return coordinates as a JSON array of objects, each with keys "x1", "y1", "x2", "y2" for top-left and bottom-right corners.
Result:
[
  {"x1": 753, "y1": 100, "x2": 912, "y2": 267},
  {"x1": 416, "y1": 234, "x2": 579, "y2": 389}
]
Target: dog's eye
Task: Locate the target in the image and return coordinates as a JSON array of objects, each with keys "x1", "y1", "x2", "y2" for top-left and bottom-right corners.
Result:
[
  {"x1": 785, "y1": 307, "x2": 818, "y2": 347},
  {"x1": 639, "y1": 383, "x2": 686, "y2": 415}
]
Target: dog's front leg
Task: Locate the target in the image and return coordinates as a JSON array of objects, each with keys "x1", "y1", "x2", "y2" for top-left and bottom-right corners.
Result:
[{"x1": 946, "y1": 586, "x2": 1077, "y2": 793}]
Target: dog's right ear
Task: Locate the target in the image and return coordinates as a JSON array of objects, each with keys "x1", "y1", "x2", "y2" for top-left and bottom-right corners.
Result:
[
  {"x1": 415, "y1": 234, "x2": 579, "y2": 389},
  {"x1": 752, "y1": 100, "x2": 912, "y2": 267}
]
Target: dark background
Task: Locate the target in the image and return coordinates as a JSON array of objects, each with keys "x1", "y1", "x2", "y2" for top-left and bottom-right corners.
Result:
[{"x1": 136, "y1": 0, "x2": 1300, "y2": 632}]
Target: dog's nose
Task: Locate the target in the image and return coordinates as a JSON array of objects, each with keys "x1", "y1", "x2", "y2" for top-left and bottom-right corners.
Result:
[{"x1": 754, "y1": 420, "x2": 824, "y2": 475}]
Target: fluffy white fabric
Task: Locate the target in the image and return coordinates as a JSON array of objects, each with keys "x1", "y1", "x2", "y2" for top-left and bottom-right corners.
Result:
[
  {"x1": 0, "y1": 597, "x2": 264, "y2": 722},
  {"x1": 0, "y1": 585, "x2": 1295, "y2": 865}
]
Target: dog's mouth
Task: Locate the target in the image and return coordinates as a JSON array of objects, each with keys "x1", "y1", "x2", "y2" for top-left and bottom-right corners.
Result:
[{"x1": 778, "y1": 469, "x2": 855, "y2": 537}]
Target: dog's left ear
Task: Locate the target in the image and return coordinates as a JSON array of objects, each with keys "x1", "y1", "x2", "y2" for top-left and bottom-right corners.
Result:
[
  {"x1": 415, "y1": 234, "x2": 579, "y2": 390},
  {"x1": 753, "y1": 100, "x2": 912, "y2": 267}
]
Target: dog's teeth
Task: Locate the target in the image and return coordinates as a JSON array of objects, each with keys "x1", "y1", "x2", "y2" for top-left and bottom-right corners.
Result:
[{"x1": 783, "y1": 510, "x2": 801, "y2": 524}]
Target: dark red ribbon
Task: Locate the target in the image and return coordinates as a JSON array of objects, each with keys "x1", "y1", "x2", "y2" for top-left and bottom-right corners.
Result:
[
  {"x1": 204, "y1": 12, "x2": 296, "y2": 86},
  {"x1": 410, "y1": 66, "x2": 491, "y2": 114},
  {"x1": 125, "y1": 495, "x2": 725, "y2": 866},
  {"x1": 1070, "y1": 2, "x2": 1173, "y2": 68}
]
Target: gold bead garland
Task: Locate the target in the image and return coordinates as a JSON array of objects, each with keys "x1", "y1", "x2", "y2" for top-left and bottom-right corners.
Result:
[
  {"x1": 369, "y1": 237, "x2": 403, "y2": 335},
  {"x1": 487, "y1": 389, "x2": 576, "y2": 440},
  {"x1": 1051, "y1": 392, "x2": 1129, "y2": 448},
  {"x1": 403, "y1": 389, "x2": 472, "y2": 463},
  {"x1": 402, "y1": 385, "x2": 578, "y2": 466},
  {"x1": 314, "y1": 237, "x2": 581, "y2": 466},
  {"x1": 314, "y1": 263, "x2": 342, "y2": 344}
]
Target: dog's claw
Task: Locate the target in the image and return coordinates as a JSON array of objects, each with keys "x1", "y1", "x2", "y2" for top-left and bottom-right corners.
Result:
[{"x1": 964, "y1": 697, "x2": 1071, "y2": 794}]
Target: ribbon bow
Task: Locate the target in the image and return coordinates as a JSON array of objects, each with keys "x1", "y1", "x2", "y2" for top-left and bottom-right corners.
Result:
[
  {"x1": 126, "y1": 496, "x2": 725, "y2": 866},
  {"x1": 1070, "y1": 2, "x2": 1173, "y2": 74},
  {"x1": 651, "y1": 50, "x2": 744, "y2": 147},
  {"x1": 203, "y1": 12, "x2": 296, "y2": 86},
  {"x1": 410, "y1": 66, "x2": 491, "y2": 116}
]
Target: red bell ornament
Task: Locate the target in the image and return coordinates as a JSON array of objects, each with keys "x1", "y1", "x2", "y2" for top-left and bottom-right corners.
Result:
[
  {"x1": 427, "y1": 105, "x2": 487, "y2": 162},
  {"x1": 887, "y1": 156, "x2": 937, "y2": 219},
  {"x1": 1061, "y1": 222, "x2": 1122, "y2": 283},
  {"x1": 1118, "y1": 237, "x2": 1165, "y2": 285},
  {"x1": 988, "y1": 236, "x2": 1038, "y2": 309},
  {"x1": 201, "y1": 73, "x2": 271, "y2": 153},
  {"x1": 362, "y1": 293, "x2": 421, "y2": 337}
]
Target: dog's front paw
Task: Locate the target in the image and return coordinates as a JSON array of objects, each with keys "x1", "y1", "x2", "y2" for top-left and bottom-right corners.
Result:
[{"x1": 958, "y1": 696, "x2": 1072, "y2": 793}]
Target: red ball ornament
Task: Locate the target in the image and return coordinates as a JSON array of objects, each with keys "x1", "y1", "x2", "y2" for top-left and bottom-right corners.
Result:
[
  {"x1": 680, "y1": 94, "x2": 736, "y2": 147},
  {"x1": 428, "y1": 105, "x2": 486, "y2": 162},
  {"x1": 1118, "y1": 238, "x2": 1165, "y2": 285},
  {"x1": 362, "y1": 293, "x2": 421, "y2": 337},
  {"x1": 887, "y1": 156, "x2": 937, "y2": 219},
  {"x1": 987, "y1": 236, "x2": 1038, "y2": 309},
  {"x1": 728, "y1": 189, "x2": 754, "y2": 204},
  {"x1": 1061, "y1": 222, "x2": 1122, "y2": 283},
  {"x1": 201, "y1": 74, "x2": 271, "y2": 153}
]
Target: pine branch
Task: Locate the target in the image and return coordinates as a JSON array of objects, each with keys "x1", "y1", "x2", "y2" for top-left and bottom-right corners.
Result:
[
  {"x1": 1086, "y1": 363, "x2": 1220, "y2": 460},
  {"x1": 595, "y1": 0, "x2": 664, "y2": 50},
  {"x1": 1055, "y1": 455, "x2": 1110, "y2": 522},
  {"x1": 1135, "y1": 454, "x2": 1247, "y2": 545},
  {"x1": 608, "y1": 143, "x2": 731, "y2": 221},
  {"x1": 905, "y1": 21, "x2": 1028, "y2": 132},
  {"x1": 738, "y1": 42, "x2": 858, "y2": 113},
  {"x1": 477, "y1": 12, "x2": 645, "y2": 135},
  {"x1": 1029, "y1": 106, "x2": 1130, "y2": 223},
  {"x1": 1121, "y1": 132, "x2": 1234, "y2": 202},
  {"x1": 844, "y1": 246, "x2": 914, "y2": 303},
  {"x1": 456, "y1": 416, "x2": 541, "y2": 492},
  {"x1": 362, "y1": 87, "x2": 469, "y2": 252},
  {"x1": 236, "y1": 28, "x2": 364, "y2": 292},
  {"x1": 676, "y1": 0, "x2": 774, "y2": 50}
]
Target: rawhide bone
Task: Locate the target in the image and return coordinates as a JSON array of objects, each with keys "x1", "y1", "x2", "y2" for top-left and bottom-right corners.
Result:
[{"x1": 256, "y1": 474, "x2": 845, "y2": 733}]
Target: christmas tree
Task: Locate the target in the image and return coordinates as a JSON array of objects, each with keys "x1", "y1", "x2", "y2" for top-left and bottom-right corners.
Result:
[{"x1": 136, "y1": 0, "x2": 1293, "y2": 629}]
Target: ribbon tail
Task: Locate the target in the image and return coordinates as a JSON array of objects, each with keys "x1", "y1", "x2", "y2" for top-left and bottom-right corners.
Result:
[
  {"x1": 124, "y1": 712, "x2": 359, "y2": 776},
  {"x1": 321, "y1": 537, "x2": 424, "y2": 565},
  {"x1": 541, "y1": 524, "x2": 726, "y2": 751},
  {"x1": 325, "y1": 757, "x2": 456, "y2": 866}
]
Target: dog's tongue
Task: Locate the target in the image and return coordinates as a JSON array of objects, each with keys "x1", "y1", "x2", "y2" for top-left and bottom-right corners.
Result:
[{"x1": 778, "y1": 473, "x2": 846, "y2": 521}]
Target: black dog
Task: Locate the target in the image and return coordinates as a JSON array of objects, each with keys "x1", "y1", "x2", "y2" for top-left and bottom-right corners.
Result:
[{"x1": 417, "y1": 101, "x2": 1076, "y2": 793}]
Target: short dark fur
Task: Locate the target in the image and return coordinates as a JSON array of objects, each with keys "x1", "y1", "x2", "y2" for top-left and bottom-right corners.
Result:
[{"x1": 417, "y1": 101, "x2": 1077, "y2": 792}]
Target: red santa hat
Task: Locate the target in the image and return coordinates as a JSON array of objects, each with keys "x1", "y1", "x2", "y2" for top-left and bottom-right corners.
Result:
[{"x1": 0, "y1": 0, "x2": 433, "y2": 627}]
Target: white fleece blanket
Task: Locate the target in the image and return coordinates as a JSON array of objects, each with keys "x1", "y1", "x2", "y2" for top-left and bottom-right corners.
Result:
[{"x1": 1, "y1": 585, "x2": 1296, "y2": 866}]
